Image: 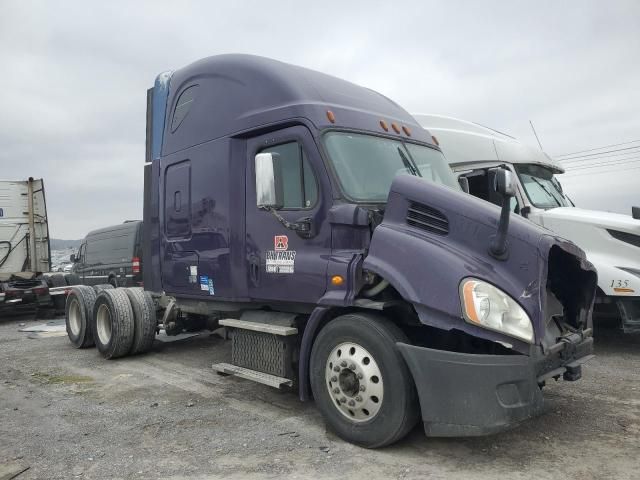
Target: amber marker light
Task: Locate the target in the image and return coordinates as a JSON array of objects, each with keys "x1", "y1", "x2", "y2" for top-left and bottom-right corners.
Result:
[
  {"x1": 331, "y1": 275, "x2": 344, "y2": 286},
  {"x1": 326, "y1": 110, "x2": 336, "y2": 123},
  {"x1": 431, "y1": 135, "x2": 439, "y2": 146},
  {"x1": 380, "y1": 120, "x2": 389, "y2": 131},
  {"x1": 402, "y1": 126, "x2": 411, "y2": 136},
  {"x1": 462, "y1": 281, "x2": 480, "y2": 324},
  {"x1": 614, "y1": 287, "x2": 635, "y2": 293},
  {"x1": 391, "y1": 123, "x2": 400, "y2": 134}
]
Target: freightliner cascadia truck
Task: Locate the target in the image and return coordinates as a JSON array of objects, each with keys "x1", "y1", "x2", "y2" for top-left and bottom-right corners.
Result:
[{"x1": 65, "y1": 55, "x2": 597, "y2": 448}]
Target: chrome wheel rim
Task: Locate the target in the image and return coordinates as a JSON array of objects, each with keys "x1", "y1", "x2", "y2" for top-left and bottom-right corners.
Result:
[
  {"x1": 96, "y1": 303, "x2": 113, "y2": 345},
  {"x1": 325, "y1": 342, "x2": 384, "y2": 422},
  {"x1": 68, "y1": 298, "x2": 82, "y2": 336}
]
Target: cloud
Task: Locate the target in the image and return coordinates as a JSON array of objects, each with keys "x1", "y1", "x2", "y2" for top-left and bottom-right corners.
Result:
[{"x1": 1, "y1": 0, "x2": 638, "y2": 237}]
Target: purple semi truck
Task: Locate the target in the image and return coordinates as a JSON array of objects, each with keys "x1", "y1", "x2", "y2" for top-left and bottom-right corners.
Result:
[{"x1": 65, "y1": 55, "x2": 597, "y2": 447}]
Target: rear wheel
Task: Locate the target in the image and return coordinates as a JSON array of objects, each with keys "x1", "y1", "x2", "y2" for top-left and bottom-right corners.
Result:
[
  {"x1": 65, "y1": 286, "x2": 97, "y2": 348},
  {"x1": 124, "y1": 288, "x2": 157, "y2": 354},
  {"x1": 310, "y1": 313, "x2": 419, "y2": 448},
  {"x1": 92, "y1": 288, "x2": 134, "y2": 359}
]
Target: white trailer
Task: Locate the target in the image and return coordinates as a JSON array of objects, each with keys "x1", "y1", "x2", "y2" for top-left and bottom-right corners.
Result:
[
  {"x1": 415, "y1": 114, "x2": 640, "y2": 333},
  {"x1": 0, "y1": 178, "x2": 52, "y2": 311}
]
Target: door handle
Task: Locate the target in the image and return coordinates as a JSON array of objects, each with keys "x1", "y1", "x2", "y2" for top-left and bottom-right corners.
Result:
[{"x1": 249, "y1": 255, "x2": 260, "y2": 285}]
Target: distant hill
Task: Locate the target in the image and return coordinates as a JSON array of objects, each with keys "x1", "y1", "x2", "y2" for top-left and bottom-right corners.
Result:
[{"x1": 50, "y1": 238, "x2": 83, "y2": 250}]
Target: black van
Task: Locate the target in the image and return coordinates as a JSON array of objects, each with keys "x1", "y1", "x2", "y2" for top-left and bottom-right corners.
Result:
[{"x1": 72, "y1": 221, "x2": 143, "y2": 288}]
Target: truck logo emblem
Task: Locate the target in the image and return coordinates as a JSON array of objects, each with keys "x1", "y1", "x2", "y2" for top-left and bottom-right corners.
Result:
[{"x1": 274, "y1": 235, "x2": 288, "y2": 251}]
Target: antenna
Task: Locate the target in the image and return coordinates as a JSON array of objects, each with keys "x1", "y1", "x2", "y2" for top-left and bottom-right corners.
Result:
[{"x1": 529, "y1": 120, "x2": 544, "y2": 150}]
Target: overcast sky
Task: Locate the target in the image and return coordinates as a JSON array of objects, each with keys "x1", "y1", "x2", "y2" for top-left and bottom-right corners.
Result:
[{"x1": 1, "y1": 0, "x2": 638, "y2": 238}]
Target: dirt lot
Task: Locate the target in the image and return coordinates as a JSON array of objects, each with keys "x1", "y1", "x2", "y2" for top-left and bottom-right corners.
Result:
[{"x1": 0, "y1": 313, "x2": 638, "y2": 480}]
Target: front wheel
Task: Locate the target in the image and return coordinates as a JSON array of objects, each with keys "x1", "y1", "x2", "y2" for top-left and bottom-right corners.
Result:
[{"x1": 310, "y1": 313, "x2": 419, "y2": 448}]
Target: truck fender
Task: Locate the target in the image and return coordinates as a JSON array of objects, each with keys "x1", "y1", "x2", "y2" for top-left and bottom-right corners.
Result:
[{"x1": 298, "y1": 306, "x2": 332, "y2": 401}]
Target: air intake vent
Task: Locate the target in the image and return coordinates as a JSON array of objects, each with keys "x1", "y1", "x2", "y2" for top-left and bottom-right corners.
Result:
[
  {"x1": 407, "y1": 202, "x2": 449, "y2": 235},
  {"x1": 608, "y1": 229, "x2": 640, "y2": 248}
]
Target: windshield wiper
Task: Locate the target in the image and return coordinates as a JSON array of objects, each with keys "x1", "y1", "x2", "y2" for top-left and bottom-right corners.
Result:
[
  {"x1": 530, "y1": 176, "x2": 561, "y2": 207},
  {"x1": 397, "y1": 147, "x2": 421, "y2": 177}
]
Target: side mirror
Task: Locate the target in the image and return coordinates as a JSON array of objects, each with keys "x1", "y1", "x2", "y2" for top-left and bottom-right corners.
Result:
[
  {"x1": 489, "y1": 168, "x2": 516, "y2": 260},
  {"x1": 493, "y1": 168, "x2": 516, "y2": 198},
  {"x1": 70, "y1": 254, "x2": 76, "y2": 263},
  {"x1": 458, "y1": 176, "x2": 470, "y2": 194},
  {"x1": 255, "y1": 153, "x2": 284, "y2": 209},
  {"x1": 633, "y1": 206, "x2": 640, "y2": 220}
]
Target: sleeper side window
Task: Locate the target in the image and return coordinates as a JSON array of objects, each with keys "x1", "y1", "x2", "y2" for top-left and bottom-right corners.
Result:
[
  {"x1": 259, "y1": 142, "x2": 318, "y2": 209},
  {"x1": 171, "y1": 85, "x2": 198, "y2": 133}
]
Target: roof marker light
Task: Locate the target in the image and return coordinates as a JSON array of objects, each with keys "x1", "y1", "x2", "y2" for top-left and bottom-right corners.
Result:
[
  {"x1": 327, "y1": 110, "x2": 336, "y2": 123},
  {"x1": 432, "y1": 135, "x2": 439, "y2": 146},
  {"x1": 402, "y1": 126, "x2": 411, "y2": 136},
  {"x1": 380, "y1": 120, "x2": 389, "y2": 131},
  {"x1": 391, "y1": 123, "x2": 400, "y2": 134}
]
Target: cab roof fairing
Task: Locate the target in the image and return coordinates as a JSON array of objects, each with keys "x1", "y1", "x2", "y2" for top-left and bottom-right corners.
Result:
[
  {"x1": 413, "y1": 114, "x2": 565, "y2": 174},
  {"x1": 153, "y1": 54, "x2": 436, "y2": 158}
]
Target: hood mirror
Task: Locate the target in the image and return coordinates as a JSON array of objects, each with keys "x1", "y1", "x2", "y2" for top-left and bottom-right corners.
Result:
[
  {"x1": 489, "y1": 168, "x2": 515, "y2": 260},
  {"x1": 458, "y1": 176, "x2": 470, "y2": 193}
]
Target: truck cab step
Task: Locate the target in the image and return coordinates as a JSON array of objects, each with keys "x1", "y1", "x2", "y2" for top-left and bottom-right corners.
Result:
[
  {"x1": 212, "y1": 362, "x2": 293, "y2": 389},
  {"x1": 219, "y1": 318, "x2": 298, "y2": 336}
]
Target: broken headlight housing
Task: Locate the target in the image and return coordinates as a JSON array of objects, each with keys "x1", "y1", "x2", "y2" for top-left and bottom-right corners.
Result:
[{"x1": 460, "y1": 278, "x2": 534, "y2": 343}]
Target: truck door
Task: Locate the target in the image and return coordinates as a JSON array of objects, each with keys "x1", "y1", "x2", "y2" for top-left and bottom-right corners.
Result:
[{"x1": 245, "y1": 126, "x2": 331, "y2": 304}]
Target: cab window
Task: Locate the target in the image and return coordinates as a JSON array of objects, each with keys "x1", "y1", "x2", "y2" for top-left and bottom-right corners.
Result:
[{"x1": 259, "y1": 142, "x2": 318, "y2": 209}]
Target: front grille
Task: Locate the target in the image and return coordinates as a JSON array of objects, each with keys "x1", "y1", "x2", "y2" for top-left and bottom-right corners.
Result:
[
  {"x1": 407, "y1": 202, "x2": 449, "y2": 235},
  {"x1": 608, "y1": 229, "x2": 640, "y2": 248}
]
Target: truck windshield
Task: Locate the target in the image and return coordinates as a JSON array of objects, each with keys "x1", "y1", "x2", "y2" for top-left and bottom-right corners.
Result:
[
  {"x1": 514, "y1": 164, "x2": 571, "y2": 209},
  {"x1": 323, "y1": 132, "x2": 459, "y2": 202}
]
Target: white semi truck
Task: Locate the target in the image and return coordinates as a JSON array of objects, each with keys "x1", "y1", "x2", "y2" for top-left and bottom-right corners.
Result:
[
  {"x1": 415, "y1": 114, "x2": 640, "y2": 333},
  {"x1": 0, "y1": 178, "x2": 52, "y2": 312}
]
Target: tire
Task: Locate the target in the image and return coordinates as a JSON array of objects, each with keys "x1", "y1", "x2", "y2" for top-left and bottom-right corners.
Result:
[
  {"x1": 93, "y1": 284, "x2": 114, "y2": 294},
  {"x1": 92, "y1": 288, "x2": 135, "y2": 359},
  {"x1": 310, "y1": 313, "x2": 419, "y2": 448},
  {"x1": 64, "y1": 273, "x2": 81, "y2": 286},
  {"x1": 50, "y1": 274, "x2": 66, "y2": 288},
  {"x1": 124, "y1": 287, "x2": 157, "y2": 355},
  {"x1": 65, "y1": 285, "x2": 97, "y2": 348}
]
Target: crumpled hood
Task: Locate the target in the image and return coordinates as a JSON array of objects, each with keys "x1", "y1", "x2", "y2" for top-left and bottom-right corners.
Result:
[{"x1": 363, "y1": 175, "x2": 596, "y2": 354}]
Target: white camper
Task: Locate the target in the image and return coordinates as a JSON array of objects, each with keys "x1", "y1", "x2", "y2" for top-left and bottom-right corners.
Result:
[
  {"x1": 0, "y1": 178, "x2": 51, "y2": 310},
  {"x1": 415, "y1": 114, "x2": 640, "y2": 333}
]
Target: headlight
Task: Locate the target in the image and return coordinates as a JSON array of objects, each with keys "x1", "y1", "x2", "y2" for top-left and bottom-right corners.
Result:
[{"x1": 460, "y1": 278, "x2": 534, "y2": 343}]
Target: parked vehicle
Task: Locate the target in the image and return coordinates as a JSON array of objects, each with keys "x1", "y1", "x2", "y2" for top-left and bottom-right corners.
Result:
[
  {"x1": 0, "y1": 178, "x2": 51, "y2": 313},
  {"x1": 415, "y1": 114, "x2": 640, "y2": 334},
  {"x1": 71, "y1": 221, "x2": 143, "y2": 288},
  {"x1": 66, "y1": 55, "x2": 597, "y2": 447}
]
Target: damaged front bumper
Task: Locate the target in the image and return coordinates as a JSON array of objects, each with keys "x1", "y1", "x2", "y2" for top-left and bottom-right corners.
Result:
[{"x1": 397, "y1": 329, "x2": 594, "y2": 437}]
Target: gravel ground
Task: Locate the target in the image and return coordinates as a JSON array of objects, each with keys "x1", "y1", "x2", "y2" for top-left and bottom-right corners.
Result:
[{"x1": 0, "y1": 313, "x2": 638, "y2": 480}]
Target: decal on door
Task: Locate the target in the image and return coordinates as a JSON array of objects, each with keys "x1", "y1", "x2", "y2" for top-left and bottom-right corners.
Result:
[
  {"x1": 266, "y1": 235, "x2": 296, "y2": 274},
  {"x1": 274, "y1": 235, "x2": 288, "y2": 251}
]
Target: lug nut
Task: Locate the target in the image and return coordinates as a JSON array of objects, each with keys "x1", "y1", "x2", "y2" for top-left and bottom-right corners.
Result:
[
  {"x1": 340, "y1": 361, "x2": 347, "y2": 367},
  {"x1": 355, "y1": 396, "x2": 362, "y2": 402},
  {"x1": 357, "y1": 373, "x2": 363, "y2": 379},
  {"x1": 359, "y1": 385, "x2": 366, "y2": 392},
  {"x1": 340, "y1": 397, "x2": 347, "y2": 403},
  {"x1": 331, "y1": 376, "x2": 337, "y2": 382},
  {"x1": 349, "y1": 363, "x2": 356, "y2": 370},
  {"x1": 333, "y1": 388, "x2": 340, "y2": 394},
  {"x1": 333, "y1": 366, "x2": 340, "y2": 372},
  {"x1": 348, "y1": 400, "x2": 355, "y2": 407}
]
